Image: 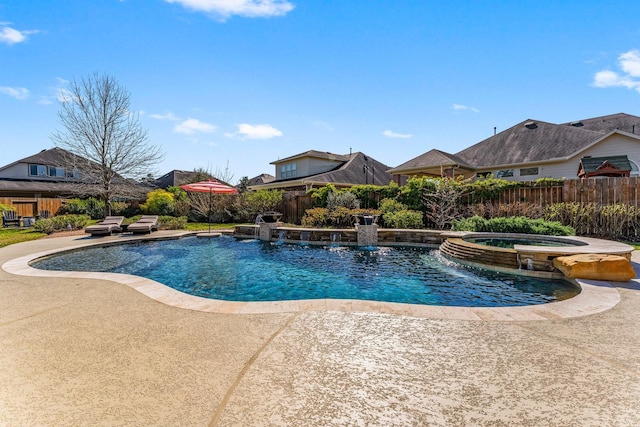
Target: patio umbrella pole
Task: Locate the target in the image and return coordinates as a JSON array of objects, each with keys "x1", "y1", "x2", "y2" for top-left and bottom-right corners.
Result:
[{"x1": 179, "y1": 179, "x2": 238, "y2": 237}]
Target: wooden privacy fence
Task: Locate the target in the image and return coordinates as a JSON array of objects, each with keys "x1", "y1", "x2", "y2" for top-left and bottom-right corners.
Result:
[
  {"x1": 0, "y1": 197, "x2": 65, "y2": 218},
  {"x1": 490, "y1": 184, "x2": 563, "y2": 206},
  {"x1": 563, "y1": 177, "x2": 640, "y2": 207},
  {"x1": 281, "y1": 191, "x2": 312, "y2": 224},
  {"x1": 466, "y1": 178, "x2": 640, "y2": 208},
  {"x1": 280, "y1": 177, "x2": 640, "y2": 224}
]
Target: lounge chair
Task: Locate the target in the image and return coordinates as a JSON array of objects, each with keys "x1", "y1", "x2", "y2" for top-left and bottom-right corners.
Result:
[
  {"x1": 37, "y1": 210, "x2": 51, "y2": 219},
  {"x1": 2, "y1": 210, "x2": 21, "y2": 227},
  {"x1": 127, "y1": 215, "x2": 159, "y2": 234},
  {"x1": 84, "y1": 216, "x2": 124, "y2": 236}
]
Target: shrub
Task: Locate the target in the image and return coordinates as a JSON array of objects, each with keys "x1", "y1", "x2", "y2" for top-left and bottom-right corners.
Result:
[
  {"x1": 544, "y1": 202, "x2": 640, "y2": 239},
  {"x1": 464, "y1": 177, "x2": 524, "y2": 203},
  {"x1": 33, "y1": 214, "x2": 91, "y2": 234},
  {"x1": 378, "y1": 198, "x2": 422, "y2": 228},
  {"x1": 59, "y1": 197, "x2": 105, "y2": 219},
  {"x1": 326, "y1": 191, "x2": 360, "y2": 210},
  {"x1": 467, "y1": 201, "x2": 543, "y2": 219},
  {"x1": 379, "y1": 198, "x2": 407, "y2": 215},
  {"x1": 301, "y1": 208, "x2": 330, "y2": 227},
  {"x1": 383, "y1": 210, "x2": 423, "y2": 229},
  {"x1": 452, "y1": 215, "x2": 574, "y2": 236},
  {"x1": 397, "y1": 177, "x2": 438, "y2": 210},
  {"x1": 327, "y1": 206, "x2": 354, "y2": 227},
  {"x1": 307, "y1": 184, "x2": 337, "y2": 208},
  {"x1": 141, "y1": 189, "x2": 175, "y2": 216},
  {"x1": 0, "y1": 204, "x2": 13, "y2": 213},
  {"x1": 158, "y1": 215, "x2": 187, "y2": 230},
  {"x1": 233, "y1": 190, "x2": 283, "y2": 223}
]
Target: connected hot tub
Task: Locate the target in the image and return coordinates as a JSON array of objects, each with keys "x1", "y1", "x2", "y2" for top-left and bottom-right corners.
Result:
[{"x1": 439, "y1": 232, "x2": 633, "y2": 278}]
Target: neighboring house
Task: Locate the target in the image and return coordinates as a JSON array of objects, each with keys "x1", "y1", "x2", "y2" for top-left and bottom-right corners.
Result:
[
  {"x1": 154, "y1": 170, "x2": 208, "y2": 189},
  {"x1": 153, "y1": 169, "x2": 234, "y2": 190},
  {"x1": 388, "y1": 113, "x2": 640, "y2": 182},
  {"x1": 249, "y1": 150, "x2": 394, "y2": 191},
  {"x1": 247, "y1": 173, "x2": 276, "y2": 187},
  {"x1": 0, "y1": 147, "x2": 86, "y2": 198}
]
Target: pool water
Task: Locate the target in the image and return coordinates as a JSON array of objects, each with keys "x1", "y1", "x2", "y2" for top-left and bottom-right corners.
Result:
[
  {"x1": 465, "y1": 237, "x2": 585, "y2": 249},
  {"x1": 32, "y1": 236, "x2": 580, "y2": 307}
]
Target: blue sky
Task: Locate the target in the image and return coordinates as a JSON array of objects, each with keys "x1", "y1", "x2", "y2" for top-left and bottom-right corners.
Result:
[{"x1": 1, "y1": 0, "x2": 640, "y2": 183}]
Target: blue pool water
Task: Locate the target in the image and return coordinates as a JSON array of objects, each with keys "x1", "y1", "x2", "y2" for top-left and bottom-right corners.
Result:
[{"x1": 32, "y1": 236, "x2": 579, "y2": 307}]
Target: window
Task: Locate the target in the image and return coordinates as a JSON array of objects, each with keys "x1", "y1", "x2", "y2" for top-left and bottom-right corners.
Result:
[
  {"x1": 66, "y1": 169, "x2": 80, "y2": 178},
  {"x1": 280, "y1": 162, "x2": 297, "y2": 179},
  {"x1": 496, "y1": 169, "x2": 514, "y2": 178},
  {"x1": 520, "y1": 167, "x2": 539, "y2": 177},
  {"x1": 29, "y1": 164, "x2": 48, "y2": 176},
  {"x1": 49, "y1": 166, "x2": 65, "y2": 177}
]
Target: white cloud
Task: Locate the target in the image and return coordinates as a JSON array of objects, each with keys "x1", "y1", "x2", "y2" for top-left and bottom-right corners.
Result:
[
  {"x1": 0, "y1": 86, "x2": 29, "y2": 100},
  {"x1": 452, "y1": 104, "x2": 479, "y2": 113},
  {"x1": 174, "y1": 118, "x2": 217, "y2": 134},
  {"x1": 232, "y1": 123, "x2": 283, "y2": 139},
  {"x1": 165, "y1": 0, "x2": 294, "y2": 20},
  {"x1": 149, "y1": 112, "x2": 181, "y2": 121},
  {"x1": 620, "y1": 50, "x2": 640, "y2": 77},
  {"x1": 0, "y1": 25, "x2": 38, "y2": 45},
  {"x1": 592, "y1": 50, "x2": 640, "y2": 93},
  {"x1": 382, "y1": 130, "x2": 413, "y2": 139}
]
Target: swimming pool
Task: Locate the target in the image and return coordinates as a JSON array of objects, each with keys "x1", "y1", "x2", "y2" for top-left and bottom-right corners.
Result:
[{"x1": 32, "y1": 236, "x2": 579, "y2": 307}]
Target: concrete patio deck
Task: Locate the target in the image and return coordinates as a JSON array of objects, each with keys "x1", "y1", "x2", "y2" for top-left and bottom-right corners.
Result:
[{"x1": 1, "y1": 233, "x2": 639, "y2": 426}]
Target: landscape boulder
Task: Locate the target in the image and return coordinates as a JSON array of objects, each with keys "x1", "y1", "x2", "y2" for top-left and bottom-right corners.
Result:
[{"x1": 552, "y1": 254, "x2": 635, "y2": 282}]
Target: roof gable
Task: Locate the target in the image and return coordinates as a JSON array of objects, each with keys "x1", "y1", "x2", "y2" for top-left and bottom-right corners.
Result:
[
  {"x1": 271, "y1": 150, "x2": 350, "y2": 165},
  {"x1": 252, "y1": 152, "x2": 394, "y2": 188},
  {"x1": 0, "y1": 147, "x2": 90, "y2": 173},
  {"x1": 387, "y1": 149, "x2": 473, "y2": 173},
  {"x1": 578, "y1": 155, "x2": 631, "y2": 178}
]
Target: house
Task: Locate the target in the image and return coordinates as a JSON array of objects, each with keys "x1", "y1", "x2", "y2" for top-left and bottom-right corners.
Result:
[
  {"x1": 154, "y1": 170, "x2": 209, "y2": 189},
  {"x1": 0, "y1": 147, "x2": 86, "y2": 198},
  {"x1": 388, "y1": 113, "x2": 640, "y2": 182},
  {"x1": 248, "y1": 150, "x2": 394, "y2": 191},
  {"x1": 247, "y1": 173, "x2": 275, "y2": 187}
]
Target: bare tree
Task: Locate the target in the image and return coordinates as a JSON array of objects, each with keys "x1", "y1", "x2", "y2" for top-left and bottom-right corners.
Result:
[
  {"x1": 423, "y1": 178, "x2": 467, "y2": 230},
  {"x1": 51, "y1": 73, "x2": 164, "y2": 215}
]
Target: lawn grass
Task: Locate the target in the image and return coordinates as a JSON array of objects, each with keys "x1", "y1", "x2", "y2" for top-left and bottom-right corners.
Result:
[
  {"x1": 183, "y1": 222, "x2": 240, "y2": 231},
  {"x1": 0, "y1": 228, "x2": 47, "y2": 248}
]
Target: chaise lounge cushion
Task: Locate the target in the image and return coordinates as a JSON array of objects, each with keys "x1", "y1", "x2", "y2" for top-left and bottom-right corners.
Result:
[
  {"x1": 127, "y1": 215, "x2": 159, "y2": 234},
  {"x1": 84, "y1": 216, "x2": 125, "y2": 236}
]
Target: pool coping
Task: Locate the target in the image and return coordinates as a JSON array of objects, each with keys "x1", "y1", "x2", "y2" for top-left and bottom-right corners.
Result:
[{"x1": 1, "y1": 231, "x2": 623, "y2": 321}]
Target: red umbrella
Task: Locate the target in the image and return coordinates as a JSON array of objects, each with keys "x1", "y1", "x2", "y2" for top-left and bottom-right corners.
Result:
[{"x1": 180, "y1": 180, "x2": 238, "y2": 233}]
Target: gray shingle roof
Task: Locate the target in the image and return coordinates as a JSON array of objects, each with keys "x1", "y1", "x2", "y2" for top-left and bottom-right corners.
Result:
[
  {"x1": 389, "y1": 113, "x2": 640, "y2": 175},
  {"x1": 563, "y1": 112, "x2": 640, "y2": 134},
  {"x1": 456, "y1": 119, "x2": 605, "y2": 168},
  {"x1": 0, "y1": 147, "x2": 91, "y2": 173},
  {"x1": 387, "y1": 149, "x2": 473, "y2": 173},
  {"x1": 300, "y1": 152, "x2": 393, "y2": 186},
  {"x1": 247, "y1": 174, "x2": 275, "y2": 186}
]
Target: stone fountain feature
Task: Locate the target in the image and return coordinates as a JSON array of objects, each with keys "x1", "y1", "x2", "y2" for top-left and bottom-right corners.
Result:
[
  {"x1": 257, "y1": 211, "x2": 283, "y2": 241},
  {"x1": 353, "y1": 214, "x2": 379, "y2": 246}
]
